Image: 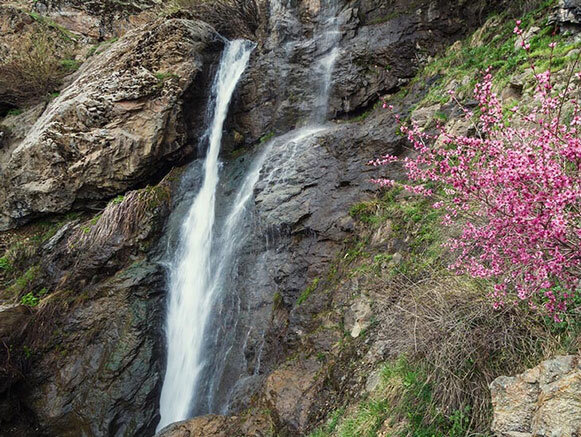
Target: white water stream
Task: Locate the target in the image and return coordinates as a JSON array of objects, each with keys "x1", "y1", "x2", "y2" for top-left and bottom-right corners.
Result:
[
  {"x1": 158, "y1": 0, "x2": 341, "y2": 430},
  {"x1": 157, "y1": 39, "x2": 254, "y2": 431}
]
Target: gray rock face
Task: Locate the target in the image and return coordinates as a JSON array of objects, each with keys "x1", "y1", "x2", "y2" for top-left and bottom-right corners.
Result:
[
  {"x1": 0, "y1": 18, "x2": 222, "y2": 230},
  {"x1": 550, "y1": 0, "x2": 581, "y2": 32},
  {"x1": 25, "y1": 262, "x2": 165, "y2": 437},
  {"x1": 231, "y1": 0, "x2": 500, "y2": 142},
  {"x1": 491, "y1": 355, "x2": 581, "y2": 437},
  {"x1": 0, "y1": 170, "x2": 183, "y2": 436}
]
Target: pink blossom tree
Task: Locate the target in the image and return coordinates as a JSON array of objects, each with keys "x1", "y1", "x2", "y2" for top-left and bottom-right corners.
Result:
[{"x1": 372, "y1": 22, "x2": 580, "y2": 317}]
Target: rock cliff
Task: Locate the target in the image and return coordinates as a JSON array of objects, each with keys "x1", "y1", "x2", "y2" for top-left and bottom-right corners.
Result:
[{"x1": 0, "y1": 0, "x2": 579, "y2": 436}]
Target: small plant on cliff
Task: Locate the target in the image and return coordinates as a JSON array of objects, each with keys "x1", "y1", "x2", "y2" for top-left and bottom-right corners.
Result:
[
  {"x1": 20, "y1": 292, "x2": 40, "y2": 307},
  {"x1": 371, "y1": 23, "x2": 580, "y2": 318}
]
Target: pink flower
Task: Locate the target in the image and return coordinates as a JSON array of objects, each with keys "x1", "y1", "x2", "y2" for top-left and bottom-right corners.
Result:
[{"x1": 370, "y1": 49, "x2": 581, "y2": 318}]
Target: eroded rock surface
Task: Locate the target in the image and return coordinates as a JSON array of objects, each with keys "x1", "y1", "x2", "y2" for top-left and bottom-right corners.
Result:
[
  {"x1": 0, "y1": 18, "x2": 222, "y2": 230},
  {"x1": 491, "y1": 355, "x2": 581, "y2": 437}
]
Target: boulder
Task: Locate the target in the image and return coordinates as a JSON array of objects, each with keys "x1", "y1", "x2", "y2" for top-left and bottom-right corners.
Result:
[
  {"x1": 0, "y1": 18, "x2": 222, "y2": 230},
  {"x1": 490, "y1": 355, "x2": 581, "y2": 437},
  {"x1": 264, "y1": 357, "x2": 323, "y2": 432},
  {"x1": 155, "y1": 413, "x2": 274, "y2": 437},
  {"x1": 550, "y1": 0, "x2": 581, "y2": 32},
  {"x1": 156, "y1": 416, "x2": 242, "y2": 437}
]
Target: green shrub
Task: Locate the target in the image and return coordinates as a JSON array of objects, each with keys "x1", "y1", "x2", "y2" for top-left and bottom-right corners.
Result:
[
  {"x1": 20, "y1": 292, "x2": 40, "y2": 307},
  {"x1": 0, "y1": 257, "x2": 11, "y2": 271},
  {"x1": 60, "y1": 58, "x2": 81, "y2": 72}
]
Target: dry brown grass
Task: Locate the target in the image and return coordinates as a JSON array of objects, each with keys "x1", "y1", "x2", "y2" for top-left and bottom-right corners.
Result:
[
  {"x1": 375, "y1": 269, "x2": 580, "y2": 432},
  {"x1": 0, "y1": 32, "x2": 66, "y2": 106}
]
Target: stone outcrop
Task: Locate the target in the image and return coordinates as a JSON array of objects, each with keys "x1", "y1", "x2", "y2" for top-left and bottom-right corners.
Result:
[
  {"x1": 156, "y1": 414, "x2": 273, "y2": 437},
  {"x1": 0, "y1": 18, "x2": 222, "y2": 230},
  {"x1": 0, "y1": 170, "x2": 182, "y2": 435},
  {"x1": 550, "y1": 0, "x2": 581, "y2": 32},
  {"x1": 490, "y1": 355, "x2": 581, "y2": 437},
  {"x1": 264, "y1": 358, "x2": 323, "y2": 431}
]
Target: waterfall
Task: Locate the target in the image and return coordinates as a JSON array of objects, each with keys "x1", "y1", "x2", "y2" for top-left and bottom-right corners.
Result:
[
  {"x1": 157, "y1": 39, "x2": 254, "y2": 432},
  {"x1": 157, "y1": 0, "x2": 342, "y2": 430},
  {"x1": 311, "y1": 0, "x2": 341, "y2": 122}
]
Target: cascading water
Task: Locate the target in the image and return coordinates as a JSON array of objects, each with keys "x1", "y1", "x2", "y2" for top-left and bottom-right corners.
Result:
[
  {"x1": 157, "y1": 0, "x2": 342, "y2": 430},
  {"x1": 311, "y1": 0, "x2": 341, "y2": 122},
  {"x1": 157, "y1": 39, "x2": 254, "y2": 431}
]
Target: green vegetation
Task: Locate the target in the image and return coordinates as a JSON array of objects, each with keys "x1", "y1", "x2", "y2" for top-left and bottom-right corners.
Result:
[
  {"x1": 0, "y1": 217, "x2": 80, "y2": 303},
  {"x1": 9, "y1": 266, "x2": 41, "y2": 297},
  {"x1": 20, "y1": 292, "x2": 40, "y2": 307},
  {"x1": 297, "y1": 277, "x2": 320, "y2": 305},
  {"x1": 259, "y1": 131, "x2": 275, "y2": 144},
  {"x1": 60, "y1": 58, "x2": 81, "y2": 73},
  {"x1": 0, "y1": 257, "x2": 11, "y2": 271},
  {"x1": 310, "y1": 358, "x2": 471, "y2": 437},
  {"x1": 155, "y1": 72, "x2": 179, "y2": 82},
  {"x1": 6, "y1": 108, "x2": 24, "y2": 117},
  {"x1": 413, "y1": 0, "x2": 575, "y2": 108},
  {"x1": 23, "y1": 345, "x2": 32, "y2": 359},
  {"x1": 140, "y1": 184, "x2": 171, "y2": 210},
  {"x1": 28, "y1": 12, "x2": 78, "y2": 41},
  {"x1": 349, "y1": 186, "x2": 444, "y2": 278},
  {"x1": 273, "y1": 291, "x2": 283, "y2": 310},
  {"x1": 0, "y1": 31, "x2": 69, "y2": 105},
  {"x1": 90, "y1": 214, "x2": 102, "y2": 226},
  {"x1": 110, "y1": 195, "x2": 125, "y2": 205}
]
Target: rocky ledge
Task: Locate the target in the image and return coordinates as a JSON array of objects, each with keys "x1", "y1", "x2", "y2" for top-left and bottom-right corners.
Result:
[{"x1": 491, "y1": 355, "x2": 581, "y2": 437}]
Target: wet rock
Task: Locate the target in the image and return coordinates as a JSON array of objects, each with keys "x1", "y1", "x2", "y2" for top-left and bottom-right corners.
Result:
[
  {"x1": 264, "y1": 357, "x2": 323, "y2": 432},
  {"x1": 25, "y1": 261, "x2": 165, "y2": 436},
  {"x1": 233, "y1": 0, "x2": 507, "y2": 146},
  {"x1": 490, "y1": 355, "x2": 581, "y2": 437},
  {"x1": 1, "y1": 171, "x2": 182, "y2": 435},
  {"x1": 0, "y1": 18, "x2": 222, "y2": 230}
]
